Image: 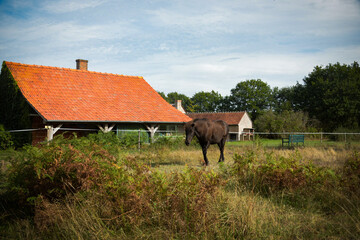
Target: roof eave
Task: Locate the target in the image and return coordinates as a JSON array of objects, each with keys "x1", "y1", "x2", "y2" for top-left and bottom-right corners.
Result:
[{"x1": 44, "y1": 120, "x2": 188, "y2": 124}]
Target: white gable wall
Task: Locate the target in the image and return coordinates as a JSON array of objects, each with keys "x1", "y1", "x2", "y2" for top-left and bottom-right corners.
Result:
[{"x1": 237, "y1": 112, "x2": 253, "y2": 140}]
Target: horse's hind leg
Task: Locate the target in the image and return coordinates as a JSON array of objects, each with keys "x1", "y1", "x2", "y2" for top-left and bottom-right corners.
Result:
[
  {"x1": 202, "y1": 142, "x2": 210, "y2": 166},
  {"x1": 218, "y1": 138, "x2": 226, "y2": 162}
]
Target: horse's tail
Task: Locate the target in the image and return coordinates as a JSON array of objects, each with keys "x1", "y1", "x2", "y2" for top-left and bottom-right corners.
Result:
[
  {"x1": 217, "y1": 120, "x2": 229, "y2": 137},
  {"x1": 224, "y1": 122, "x2": 229, "y2": 137}
]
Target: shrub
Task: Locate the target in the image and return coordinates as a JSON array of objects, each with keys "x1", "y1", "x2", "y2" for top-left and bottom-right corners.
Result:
[
  {"x1": 0, "y1": 124, "x2": 13, "y2": 149},
  {"x1": 254, "y1": 110, "x2": 309, "y2": 138},
  {"x1": 341, "y1": 151, "x2": 360, "y2": 194},
  {"x1": 231, "y1": 150, "x2": 338, "y2": 194},
  {"x1": 117, "y1": 131, "x2": 142, "y2": 148},
  {"x1": 0, "y1": 134, "x2": 223, "y2": 237},
  {"x1": 153, "y1": 135, "x2": 185, "y2": 149},
  {"x1": 330, "y1": 126, "x2": 360, "y2": 142},
  {"x1": 0, "y1": 135, "x2": 120, "y2": 217}
]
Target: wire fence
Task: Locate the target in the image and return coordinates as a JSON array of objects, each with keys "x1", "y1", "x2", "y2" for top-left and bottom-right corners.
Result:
[
  {"x1": 253, "y1": 132, "x2": 360, "y2": 142},
  {"x1": 8, "y1": 128, "x2": 182, "y2": 135},
  {"x1": 5, "y1": 128, "x2": 360, "y2": 144},
  {"x1": 6, "y1": 127, "x2": 185, "y2": 148}
]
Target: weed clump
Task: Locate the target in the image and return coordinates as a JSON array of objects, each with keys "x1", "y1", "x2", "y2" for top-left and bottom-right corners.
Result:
[
  {"x1": 231, "y1": 150, "x2": 338, "y2": 194},
  {"x1": 0, "y1": 134, "x2": 224, "y2": 238},
  {"x1": 0, "y1": 135, "x2": 119, "y2": 217},
  {"x1": 341, "y1": 151, "x2": 360, "y2": 194},
  {"x1": 1, "y1": 134, "x2": 360, "y2": 239}
]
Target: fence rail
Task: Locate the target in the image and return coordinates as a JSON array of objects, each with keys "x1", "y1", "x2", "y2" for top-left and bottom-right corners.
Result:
[
  {"x1": 253, "y1": 132, "x2": 360, "y2": 135},
  {"x1": 7, "y1": 128, "x2": 182, "y2": 134},
  {"x1": 5, "y1": 128, "x2": 184, "y2": 147},
  {"x1": 5, "y1": 128, "x2": 360, "y2": 143},
  {"x1": 251, "y1": 132, "x2": 360, "y2": 143},
  {"x1": 6, "y1": 128, "x2": 360, "y2": 135}
]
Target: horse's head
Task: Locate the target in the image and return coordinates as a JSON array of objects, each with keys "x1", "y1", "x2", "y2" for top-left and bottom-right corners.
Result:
[{"x1": 184, "y1": 121, "x2": 196, "y2": 146}]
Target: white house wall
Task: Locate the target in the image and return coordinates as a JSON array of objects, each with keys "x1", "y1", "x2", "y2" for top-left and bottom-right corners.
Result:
[{"x1": 238, "y1": 112, "x2": 253, "y2": 140}]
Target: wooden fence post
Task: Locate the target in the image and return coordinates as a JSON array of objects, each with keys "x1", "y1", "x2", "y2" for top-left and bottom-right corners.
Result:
[
  {"x1": 138, "y1": 129, "x2": 141, "y2": 151},
  {"x1": 321, "y1": 132, "x2": 323, "y2": 143}
]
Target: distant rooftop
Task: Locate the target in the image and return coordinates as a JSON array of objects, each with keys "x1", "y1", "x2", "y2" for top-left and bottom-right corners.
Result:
[{"x1": 186, "y1": 112, "x2": 246, "y2": 125}]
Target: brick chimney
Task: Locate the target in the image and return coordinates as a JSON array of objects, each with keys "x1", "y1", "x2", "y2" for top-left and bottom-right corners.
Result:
[{"x1": 76, "y1": 59, "x2": 88, "y2": 70}]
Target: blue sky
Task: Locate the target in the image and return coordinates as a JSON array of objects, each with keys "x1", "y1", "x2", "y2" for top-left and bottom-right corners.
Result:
[{"x1": 1, "y1": 0, "x2": 359, "y2": 96}]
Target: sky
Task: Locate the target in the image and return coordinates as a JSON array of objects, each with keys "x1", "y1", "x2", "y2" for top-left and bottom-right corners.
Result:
[{"x1": 1, "y1": 0, "x2": 359, "y2": 97}]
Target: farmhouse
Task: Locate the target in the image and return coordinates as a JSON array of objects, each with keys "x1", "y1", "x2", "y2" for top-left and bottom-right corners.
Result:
[
  {"x1": 186, "y1": 112, "x2": 254, "y2": 141},
  {"x1": 0, "y1": 60, "x2": 191, "y2": 145}
]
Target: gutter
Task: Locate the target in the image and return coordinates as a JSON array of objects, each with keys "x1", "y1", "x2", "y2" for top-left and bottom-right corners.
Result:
[{"x1": 44, "y1": 120, "x2": 188, "y2": 124}]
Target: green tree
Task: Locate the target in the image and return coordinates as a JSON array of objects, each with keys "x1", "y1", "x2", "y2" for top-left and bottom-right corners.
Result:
[
  {"x1": 255, "y1": 110, "x2": 309, "y2": 137},
  {"x1": 191, "y1": 91, "x2": 223, "y2": 112},
  {"x1": 229, "y1": 79, "x2": 272, "y2": 120},
  {"x1": 297, "y1": 62, "x2": 360, "y2": 131},
  {"x1": 159, "y1": 92, "x2": 194, "y2": 112},
  {"x1": 157, "y1": 91, "x2": 167, "y2": 101},
  {"x1": 271, "y1": 85, "x2": 305, "y2": 113},
  {"x1": 0, "y1": 62, "x2": 31, "y2": 147}
]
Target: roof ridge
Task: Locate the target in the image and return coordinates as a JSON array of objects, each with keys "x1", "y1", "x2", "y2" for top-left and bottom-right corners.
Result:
[
  {"x1": 5, "y1": 61, "x2": 144, "y2": 79},
  {"x1": 187, "y1": 111, "x2": 245, "y2": 114}
]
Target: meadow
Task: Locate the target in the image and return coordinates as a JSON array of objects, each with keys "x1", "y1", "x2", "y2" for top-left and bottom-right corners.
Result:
[{"x1": 0, "y1": 133, "x2": 359, "y2": 239}]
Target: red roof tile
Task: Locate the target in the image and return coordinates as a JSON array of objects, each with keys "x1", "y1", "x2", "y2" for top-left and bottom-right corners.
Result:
[
  {"x1": 186, "y1": 112, "x2": 246, "y2": 125},
  {"x1": 5, "y1": 61, "x2": 191, "y2": 123}
]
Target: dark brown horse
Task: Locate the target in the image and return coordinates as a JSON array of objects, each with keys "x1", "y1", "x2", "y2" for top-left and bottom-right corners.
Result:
[{"x1": 184, "y1": 118, "x2": 229, "y2": 166}]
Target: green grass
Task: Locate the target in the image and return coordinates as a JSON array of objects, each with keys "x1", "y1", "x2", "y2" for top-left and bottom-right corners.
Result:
[{"x1": 228, "y1": 138, "x2": 360, "y2": 148}]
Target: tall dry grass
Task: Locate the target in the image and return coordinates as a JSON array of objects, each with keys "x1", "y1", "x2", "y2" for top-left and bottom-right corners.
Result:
[
  {"x1": 274, "y1": 147, "x2": 350, "y2": 169},
  {"x1": 1, "y1": 135, "x2": 359, "y2": 239}
]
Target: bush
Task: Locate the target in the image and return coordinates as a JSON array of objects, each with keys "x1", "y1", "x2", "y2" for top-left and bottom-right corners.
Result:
[
  {"x1": 331, "y1": 127, "x2": 360, "y2": 142},
  {"x1": 0, "y1": 134, "x2": 223, "y2": 237},
  {"x1": 0, "y1": 136, "x2": 119, "y2": 216},
  {"x1": 0, "y1": 125, "x2": 13, "y2": 150},
  {"x1": 82, "y1": 131, "x2": 144, "y2": 151},
  {"x1": 231, "y1": 150, "x2": 338, "y2": 194},
  {"x1": 2, "y1": 134, "x2": 359, "y2": 239},
  {"x1": 153, "y1": 135, "x2": 185, "y2": 149},
  {"x1": 254, "y1": 110, "x2": 309, "y2": 138},
  {"x1": 87, "y1": 131, "x2": 137, "y2": 150},
  {"x1": 341, "y1": 151, "x2": 360, "y2": 194}
]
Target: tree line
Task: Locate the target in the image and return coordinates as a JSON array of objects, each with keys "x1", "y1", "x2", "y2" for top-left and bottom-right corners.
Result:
[{"x1": 159, "y1": 62, "x2": 360, "y2": 133}]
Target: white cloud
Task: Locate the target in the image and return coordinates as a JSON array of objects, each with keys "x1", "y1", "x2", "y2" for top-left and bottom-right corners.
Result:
[
  {"x1": 0, "y1": 15, "x2": 135, "y2": 55},
  {"x1": 148, "y1": 7, "x2": 230, "y2": 34},
  {"x1": 1, "y1": 0, "x2": 359, "y2": 97},
  {"x1": 42, "y1": 0, "x2": 108, "y2": 13},
  {"x1": 147, "y1": 0, "x2": 360, "y2": 41},
  {"x1": 132, "y1": 44, "x2": 360, "y2": 96}
]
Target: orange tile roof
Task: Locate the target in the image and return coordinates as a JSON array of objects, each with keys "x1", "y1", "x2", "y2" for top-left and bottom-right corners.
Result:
[
  {"x1": 187, "y1": 112, "x2": 246, "y2": 125},
  {"x1": 5, "y1": 61, "x2": 191, "y2": 123}
]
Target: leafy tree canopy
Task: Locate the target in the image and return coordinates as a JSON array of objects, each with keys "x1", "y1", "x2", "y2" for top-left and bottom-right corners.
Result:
[
  {"x1": 158, "y1": 91, "x2": 195, "y2": 112},
  {"x1": 255, "y1": 110, "x2": 309, "y2": 134},
  {"x1": 229, "y1": 79, "x2": 272, "y2": 120},
  {"x1": 0, "y1": 62, "x2": 31, "y2": 146},
  {"x1": 158, "y1": 62, "x2": 360, "y2": 132},
  {"x1": 157, "y1": 91, "x2": 167, "y2": 100},
  {"x1": 297, "y1": 62, "x2": 360, "y2": 131},
  {"x1": 272, "y1": 86, "x2": 295, "y2": 113},
  {"x1": 191, "y1": 91, "x2": 223, "y2": 112}
]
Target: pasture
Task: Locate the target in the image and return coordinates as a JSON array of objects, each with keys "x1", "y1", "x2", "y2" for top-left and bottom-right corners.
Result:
[{"x1": 0, "y1": 134, "x2": 359, "y2": 239}]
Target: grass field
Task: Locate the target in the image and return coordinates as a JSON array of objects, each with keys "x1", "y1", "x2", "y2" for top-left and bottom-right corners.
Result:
[
  {"x1": 228, "y1": 137, "x2": 360, "y2": 148},
  {"x1": 145, "y1": 138, "x2": 360, "y2": 171},
  {"x1": 1, "y1": 135, "x2": 359, "y2": 239}
]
